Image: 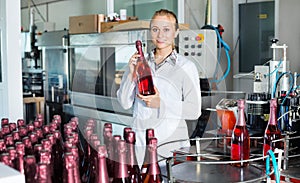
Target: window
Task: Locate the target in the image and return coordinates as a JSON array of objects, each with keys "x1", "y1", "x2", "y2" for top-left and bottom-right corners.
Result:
[{"x1": 114, "y1": 0, "x2": 178, "y2": 20}]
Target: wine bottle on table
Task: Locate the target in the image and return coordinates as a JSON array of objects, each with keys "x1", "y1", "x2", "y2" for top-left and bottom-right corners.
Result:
[
  {"x1": 125, "y1": 131, "x2": 142, "y2": 183},
  {"x1": 263, "y1": 98, "x2": 283, "y2": 156},
  {"x1": 231, "y1": 99, "x2": 250, "y2": 167},
  {"x1": 135, "y1": 40, "x2": 155, "y2": 96},
  {"x1": 142, "y1": 137, "x2": 163, "y2": 183},
  {"x1": 15, "y1": 142, "x2": 25, "y2": 174},
  {"x1": 24, "y1": 155, "x2": 37, "y2": 183},
  {"x1": 103, "y1": 125, "x2": 114, "y2": 179},
  {"x1": 112, "y1": 140, "x2": 131, "y2": 183},
  {"x1": 95, "y1": 145, "x2": 110, "y2": 183},
  {"x1": 36, "y1": 163, "x2": 52, "y2": 183},
  {"x1": 141, "y1": 128, "x2": 155, "y2": 179}
]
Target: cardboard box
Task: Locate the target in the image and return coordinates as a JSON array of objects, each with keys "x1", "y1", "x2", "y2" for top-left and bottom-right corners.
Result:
[
  {"x1": 69, "y1": 14, "x2": 99, "y2": 34},
  {"x1": 69, "y1": 14, "x2": 136, "y2": 34}
]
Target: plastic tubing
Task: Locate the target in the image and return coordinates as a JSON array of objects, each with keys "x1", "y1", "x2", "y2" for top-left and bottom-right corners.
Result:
[
  {"x1": 266, "y1": 150, "x2": 280, "y2": 183},
  {"x1": 264, "y1": 59, "x2": 282, "y2": 77},
  {"x1": 204, "y1": 25, "x2": 231, "y2": 84},
  {"x1": 272, "y1": 72, "x2": 294, "y2": 100}
]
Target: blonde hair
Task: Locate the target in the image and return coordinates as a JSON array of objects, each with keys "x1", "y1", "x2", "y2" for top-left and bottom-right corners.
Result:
[{"x1": 150, "y1": 9, "x2": 179, "y2": 30}]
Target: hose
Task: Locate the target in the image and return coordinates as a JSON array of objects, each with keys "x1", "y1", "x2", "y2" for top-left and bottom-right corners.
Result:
[
  {"x1": 266, "y1": 150, "x2": 280, "y2": 183},
  {"x1": 201, "y1": 25, "x2": 231, "y2": 84}
]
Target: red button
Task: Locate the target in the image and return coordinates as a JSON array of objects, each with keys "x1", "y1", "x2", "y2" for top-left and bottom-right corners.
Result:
[{"x1": 195, "y1": 36, "x2": 201, "y2": 41}]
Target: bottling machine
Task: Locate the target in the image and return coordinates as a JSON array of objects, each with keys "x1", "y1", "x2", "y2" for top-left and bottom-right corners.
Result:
[{"x1": 62, "y1": 29, "x2": 222, "y2": 137}]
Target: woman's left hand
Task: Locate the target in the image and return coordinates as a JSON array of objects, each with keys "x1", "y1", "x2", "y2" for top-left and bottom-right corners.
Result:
[{"x1": 137, "y1": 87, "x2": 160, "y2": 108}]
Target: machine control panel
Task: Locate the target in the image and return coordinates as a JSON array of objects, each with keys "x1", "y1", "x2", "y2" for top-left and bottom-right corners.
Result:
[{"x1": 179, "y1": 30, "x2": 217, "y2": 78}]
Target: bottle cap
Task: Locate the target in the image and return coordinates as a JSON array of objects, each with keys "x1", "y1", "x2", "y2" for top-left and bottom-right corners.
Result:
[
  {"x1": 5, "y1": 135, "x2": 14, "y2": 146},
  {"x1": 34, "y1": 143, "x2": 43, "y2": 153},
  {"x1": 86, "y1": 119, "x2": 96, "y2": 127},
  {"x1": 12, "y1": 131, "x2": 20, "y2": 142},
  {"x1": 27, "y1": 124, "x2": 35, "y2": 133},
  {"x1": 0, "y1": 153, "x2": 11, "y2": 166},
  {"x1": 49, "y1": 122, "x2": 58, "y2": 132},
  {"x1": 53, "y1": 130, "x2": 62, "y2": 140},
  {"x1": 7, "y1": 146, "x2": 17, "y2": 159},
  {"x1": 15, "y1": 142, "x2": 25, "y2": 155},
  {"x1": 53, "y1": 115, "x2": 62, "y2": 124},
  {"x1": 64, "y1": 124, "x2": 73, "y2": 137},
  {"x1": 33, "y1": 120, "x2": 40, "y2": 128},
  {"x1": 17, "y1": 119, "x2": 25, "y2": 128},
  {"x1": 123, "y1": 127, "x2": 132, "y2": 141},
  {"x1": 42, "y1": 125, "x2": 50, "y2": 135},
  {"x1": 35, "y1": 128, "x2": 43, "y2": 139},
  {"x1": 40, "y1": 150, "x2": 51, "y2": 164},
  {"x1": 0, "y1": 139, "x2": 6, "y2": 151},
  {"x1": 36, "y1": 163, "x2": 49, "y2": 180},
  {"x1": 19, "y1": 126, "x2": 28, "y2": 137},
  {"x1": 9, "y1": 123, "x2": 17, "y2": 132},
  {"x1": 24, "y1": 155, "x2": 36, "y2": 164},
  {"x1": 47, "y1": 134, "x2": 55, "y2": 144},
  {"x1": 146, "y1": 128, "x2": 155, "y2": 144},
  {"x1": 126, "y1": 131, "x2": 136, "y2": 144},
  {"x1": 113, "y1": 135, "x2": 122, "y2": 143},
  {"x1": 41, "y1": 139, "x2": 52, "y2": 151},
  {"x1": 1, "y1": 118, "x2": 9, "y2": 127},
  {"x1": 97, "y1": 145, "x2": 107, "y2": 158},
  {"x1": 238, "y1": 99, "x2": 245, "y2": 109},
  {"x1": 29, "y1": 132, "x2": 38, "y2": 144},
  {"x1": 2, "y1": 125, "x2": 10, "y2": 135},
  {"x1": 104, "y1": 122, "x2": 112, "y2": 128}
]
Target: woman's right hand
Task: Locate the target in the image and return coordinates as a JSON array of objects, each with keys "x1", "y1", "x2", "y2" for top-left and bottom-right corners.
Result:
[{"x1": 129, "y1": 52, "x2": 140, "y2": 81}]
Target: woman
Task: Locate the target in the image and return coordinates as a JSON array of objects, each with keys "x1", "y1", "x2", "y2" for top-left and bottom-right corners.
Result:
[{"x1": 117, "y1": 9, "x2": 201, "y2": 164}]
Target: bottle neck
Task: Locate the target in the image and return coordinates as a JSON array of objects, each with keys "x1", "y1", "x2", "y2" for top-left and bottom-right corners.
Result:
[
  {"x1": 98, "y1": 156, "x2": 109, "y2": 183},
  {"x1": 236, "y1": 108, "x2": 246, "y2": 126},
  {"x1": 115, "y1": 151, "x2": 129, "y2": 178},
  {"x1": 128, "y1": 143, "x2": 137, "y2": 166},
  {"x1": 268, "y1": 106, "x2": 277, "y2": 125},
  {"x1": 148, "y1": 147, "x2": 160, "y2": 175},
  {"x1": 136, "y1": 44, "x2": 145, "y2": 61}
]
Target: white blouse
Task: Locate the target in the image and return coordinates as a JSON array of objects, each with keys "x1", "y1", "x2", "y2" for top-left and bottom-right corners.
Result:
[{"x1": 117, "y1": 50, "x2": 202, "y2": 163}]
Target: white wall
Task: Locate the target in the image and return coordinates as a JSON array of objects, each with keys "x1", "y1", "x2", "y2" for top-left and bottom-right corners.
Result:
[
  {"x1": 0, "y1": 0, "x2": 23, "y2": 121},
  {"x1": 277, "y1": 0, "x2": 300, "y2": 74},
  {"x1": 20, "y1": 0, "x2": 234, "y2": 90},
  {"x1": 21, "y1": 0, "x2": 107, "y2": 31}
]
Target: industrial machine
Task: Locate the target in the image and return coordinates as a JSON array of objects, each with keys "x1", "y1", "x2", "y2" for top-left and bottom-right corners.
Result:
[
  {"x1": 36, "y1": 29, "x2": 70, "y2": 124},
  {"x1": 62, "y1": 29, "x2": 221, "y2": 138},
  {"x1": 21, "y1": 21, "x2": 44, "y2": 123}
]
